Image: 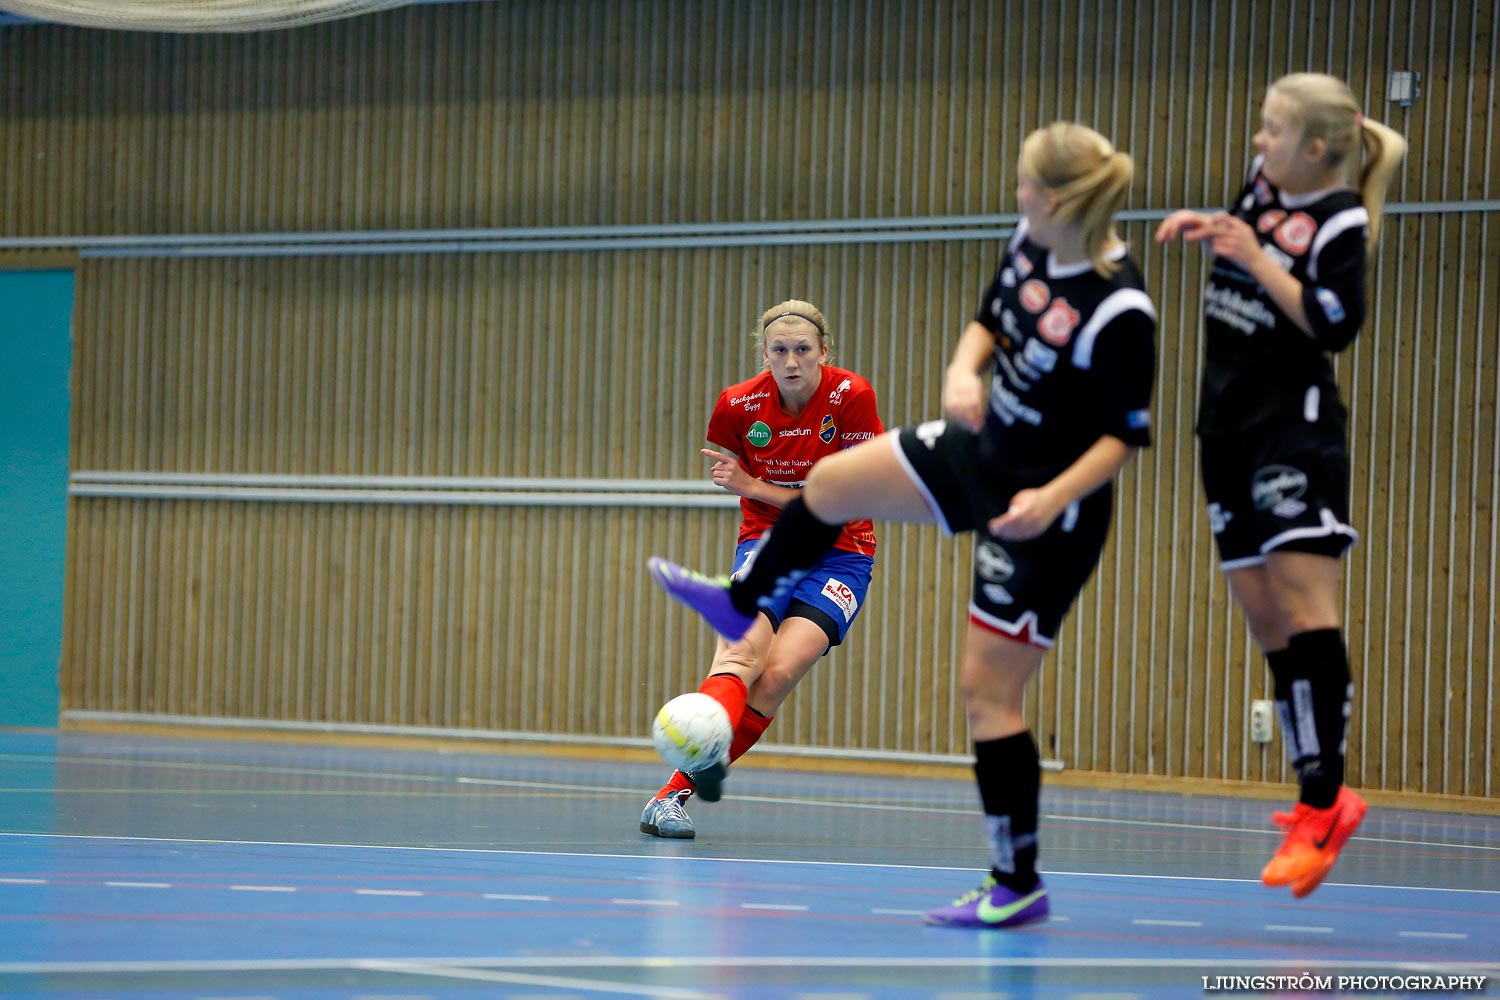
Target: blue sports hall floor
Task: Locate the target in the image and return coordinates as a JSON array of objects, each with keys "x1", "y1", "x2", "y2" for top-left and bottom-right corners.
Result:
[{"x1": 0, "y1": 729, "x2": 1496, "y2": 999}]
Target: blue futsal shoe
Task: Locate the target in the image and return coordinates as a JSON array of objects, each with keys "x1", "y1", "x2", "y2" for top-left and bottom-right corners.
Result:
[
  {"x1": 647, "y1": 557, "x2": 756, "y2": 643},
  {"x1": 639, "y1": 788, "x2": 696, "y2": 839},
  {"x1": 924, "y1": 876, "x2": 1050, "y2": 929}
]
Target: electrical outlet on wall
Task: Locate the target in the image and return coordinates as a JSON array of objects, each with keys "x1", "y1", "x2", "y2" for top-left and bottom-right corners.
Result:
[{"x1": 1249, "y1": 700, "x2": 1275, "y2": 744}]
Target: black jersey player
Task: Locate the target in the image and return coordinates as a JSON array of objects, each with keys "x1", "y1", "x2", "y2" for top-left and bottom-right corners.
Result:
[
  {"x1": 1157, "y1": 72, "x2": 1407, "y2": 899},
  {"x1": 650, "y1": 122, "x2": 1157, "y2": 930}
]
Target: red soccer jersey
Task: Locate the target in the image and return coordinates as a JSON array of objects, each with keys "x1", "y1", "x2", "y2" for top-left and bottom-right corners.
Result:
[{"x1": 705, "y1": 365, "x2": 882, "y2": 556}]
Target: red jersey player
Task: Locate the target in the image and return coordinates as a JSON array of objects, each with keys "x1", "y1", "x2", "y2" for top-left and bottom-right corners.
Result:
[{"x1": 640, "y1": 299, "x2": 883, "y2": 839}]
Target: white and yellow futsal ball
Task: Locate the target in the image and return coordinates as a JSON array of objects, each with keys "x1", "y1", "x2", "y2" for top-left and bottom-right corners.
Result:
[{"x1": 651, "y1": 693, "x2": 732, "y2": 774}]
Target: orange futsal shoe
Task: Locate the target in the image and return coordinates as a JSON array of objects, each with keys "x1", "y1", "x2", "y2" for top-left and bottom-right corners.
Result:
[{"x1": 1261, "y1": 786, "x2": 1368, "y2": 898}]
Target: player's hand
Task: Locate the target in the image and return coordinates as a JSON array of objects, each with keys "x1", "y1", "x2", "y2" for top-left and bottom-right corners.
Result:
[
  {"x1": 987, "y1": 487, "x2": 1061, "y2": 541},
  {"x1": 1155, "y1": 210, "x2": 1213, "y2": 243},
  {"x1": 1202, "y1": 212, "x2": 1262, "y2": 269},
  {"x1": 702, "y1": 448, "x2": 754, "y2": 497},
  {"x1": 942, "y1": 368, "x2": 986, "y2": 433}
]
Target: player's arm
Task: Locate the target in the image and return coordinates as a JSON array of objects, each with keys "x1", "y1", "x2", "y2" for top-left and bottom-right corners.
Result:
[
  {"x1": 839, "y1": 379, "x2": 885, "y2": 448},
  {"x1": 989, "y1": 436, "x2": 1137, "y2": 540},
  {"x1": 701, "y1": 442, "x2": 799, "y2": 509},
  {"x1": 944, "y1": 321, "x2": 997, "y2": 432}
]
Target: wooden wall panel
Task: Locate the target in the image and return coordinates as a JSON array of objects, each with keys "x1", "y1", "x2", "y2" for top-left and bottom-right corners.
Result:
[{"x1": 5, "y1": 0, "x2": 1496, "y2": 800}]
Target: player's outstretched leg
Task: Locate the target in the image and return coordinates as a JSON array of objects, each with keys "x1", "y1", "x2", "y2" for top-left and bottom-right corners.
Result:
[
  {"x1": 1261, "y1": 785, "x2": 1367, "y2": 897},
  {"x1": 647, "y1": 557, "x2": 755, "y2": 643}
]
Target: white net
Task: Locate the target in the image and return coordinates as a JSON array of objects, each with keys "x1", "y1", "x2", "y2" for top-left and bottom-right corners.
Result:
[{"x1": 0, "y1": 0, "x2": 411, "y2": 31}]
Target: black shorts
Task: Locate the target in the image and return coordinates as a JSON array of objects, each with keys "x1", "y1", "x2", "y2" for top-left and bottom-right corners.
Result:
[
  {"x1": 894, "y1": 420, "x2": 1114, "y2": 647},
  {"x1": 1199, "y1": 420, "x2": 1357, "y2": 568}
]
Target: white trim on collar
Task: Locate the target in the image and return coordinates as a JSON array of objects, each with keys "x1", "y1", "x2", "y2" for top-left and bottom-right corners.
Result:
[
  {"x1": 1046, "y1": 242, "x2": 1126, "y2": 279},
  {"x1": 1279, "y1": 184, "x2": 1355, "y2": 209}
]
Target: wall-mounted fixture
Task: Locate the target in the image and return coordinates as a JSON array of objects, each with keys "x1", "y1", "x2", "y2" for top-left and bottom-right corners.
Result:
[{"x1": 1387, "y1": 71, "x2": 1422, "y2": 107}]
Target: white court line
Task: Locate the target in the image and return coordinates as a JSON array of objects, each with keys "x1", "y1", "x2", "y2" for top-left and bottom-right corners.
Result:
[
  {"x1": 482, "y1": 893, "x2": 549, "y2": 901},
  {"x1": 4, "y1": 751, "x2": 1495, "y2": 854},
  {"x1": 0, "y1": 878, "x2": 45, "y2": 884},
  {"x1": 2, "y1": 832, "x2": 1496, "y2": 896},
  {"x1": 740, "y1": 903, "x2": 808, "y2": 911},
  {"x1": 1399, "y1": 931, "x2": 1469, "y2": 940},
  {"x1": 357, "y1": 959, "x2": 720, "y2": 999},
  {"x1": 103, "y1": 881, "x2": 170, "y2": 888},
  {"x1": 1266, "y1": 925, "x2": 1334, "y2": 934},
  {"x1": 1131, "y1": 919, "x2": 1201, "y2": 928}
]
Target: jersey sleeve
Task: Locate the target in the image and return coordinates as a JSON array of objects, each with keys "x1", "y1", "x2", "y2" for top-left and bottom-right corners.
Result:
[
  {"x1": 972, "y1": 267, "x2": 1008, "y2": 333},
  {"x1": 704, "y1": 389, "x2": 740, "y2": 455},
  {"x1": 1300, "y1": 223, "x2": 1367, "y2": 353},
  {"x1": 838, "y1": 379, "x2": 884, "y2": 448},
  {"x1": 1086, "y1": 306, "x2": 1157, "y2": 449}
]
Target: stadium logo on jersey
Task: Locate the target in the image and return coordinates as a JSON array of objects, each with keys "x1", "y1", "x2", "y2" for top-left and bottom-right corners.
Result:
[
  {"x1": 1314, "y1": 287, "x2": 1346, "y2": 323},
  {"x1": 1037, "y1": 298, "x2": 1080, "y2": 346},
  {"x1": 731, "y1": 390, "x2": 770, "y2": 407},
  {"x1": 1274, "y1": 212, "x2": 1317, "y2": 255},
  {"x1": 976, "y1": 542, "x2": 1015, "y2": 583},
  {"x1": 1019, "y1": 279, "x2": 1051, "y2": 313},
  {"x1": 746, "y1": 421, "x2": 772, "y2": 448},
  {"x1": 828, "y1": 377, "x2": 852, "y2": 404},
  {"x1": 819, "y1": 414, "x2": 837, "y2": 443},
  {"x1": 1014, "y1": 254, "x2": 1034, "y2": 277},
  {"x1": 1252, "y1": 465, "x2": 1309, "y2": 518},
  {"x1": 1256, "y1": 209, "x2": 1288, "y2": 234}
]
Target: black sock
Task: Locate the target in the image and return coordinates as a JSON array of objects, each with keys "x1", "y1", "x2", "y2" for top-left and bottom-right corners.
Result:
[
  {"x1": 727, "y1": 496, "x2": 841, "y2": 616},
  {"x1": 974, "y1": 732, "x2": 1041, "y2": 893},
  {"x1": 1267, "y1": 629, "x2": 1352, "y2": 809}
]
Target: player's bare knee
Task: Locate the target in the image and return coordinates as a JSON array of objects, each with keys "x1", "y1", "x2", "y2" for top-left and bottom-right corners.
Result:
[{"x1": 750, "y1": 667, "x2": 798, "y2": 710}]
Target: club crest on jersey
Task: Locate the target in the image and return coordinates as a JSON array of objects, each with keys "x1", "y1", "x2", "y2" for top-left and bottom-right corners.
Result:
[
  {"x1": 1037, "y1": 297, "x2": 1080, "y2": 346},
  {"x1": 1014, "y1": 254, "x2": 1034, "y2": 277},
  {"x1": 1274, "y1": 212, "x2": 1317, "y2": 255},
  {"x1": 1256, "y1": 209, "x2": 1288, "y2": 234},
  {"x1": 1019, "y1": 279, "x2": 1050, "y2": 313},
  {"x1": 1253, "y1": 176, "x2": 1273, "y2": 205},
  {"x1": 819, "y1": 414, "x2": 837, "y2": 443}
]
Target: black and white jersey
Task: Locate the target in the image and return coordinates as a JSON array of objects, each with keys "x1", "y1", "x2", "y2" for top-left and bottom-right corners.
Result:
[
  {"x1": 1198, "y1": 155, "x2": 1368, "y2": 433},
  {"x1": 972, "y1": 219, "x2": 1157, "y2": 484}
]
